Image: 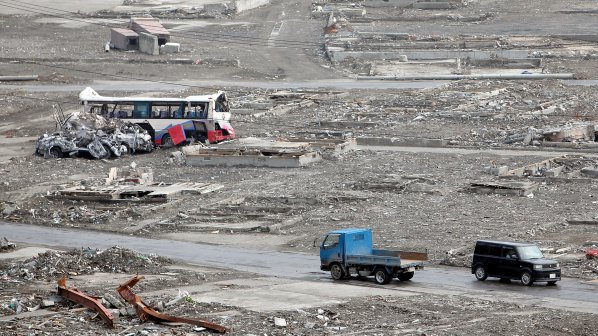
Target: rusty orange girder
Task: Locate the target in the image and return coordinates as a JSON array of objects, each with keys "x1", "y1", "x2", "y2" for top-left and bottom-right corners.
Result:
[
  {"x1": 57, "y1": 277, "x2": 115, "y2": 328},
  {"x1": 117, "y1": 275, "x2": 227, "y2": 333}
]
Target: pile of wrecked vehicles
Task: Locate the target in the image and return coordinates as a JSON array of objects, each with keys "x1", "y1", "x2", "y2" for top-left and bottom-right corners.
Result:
[
  {"x1": 36, "y1": 87, "x2": 236, "y2": 159},
  {"x1": 35, "y1": 105, "x2": 154, "y2": 159}
]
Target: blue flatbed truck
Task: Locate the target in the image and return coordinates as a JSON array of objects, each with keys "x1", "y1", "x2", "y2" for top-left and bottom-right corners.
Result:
[{"x1": 319, "y1": 228, "x2": 428, "y2": 284}]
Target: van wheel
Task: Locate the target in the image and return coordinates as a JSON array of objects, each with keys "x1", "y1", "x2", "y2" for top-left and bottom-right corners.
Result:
[
  {"x1": 474, "y1": 265, "x2": 487, "y2": 281},
  {"x1": 521, "y1": 271, "x2": 534, "y2": 286},
  {"x1": 397, "y1": 271, "x2": 414, "y2": 281},
  {"x1": 374, "y1": 268, "x2": 391, "y2": 285},
  {"x1": 330, "y1": 263, "x2": 344, "y2": 281}
]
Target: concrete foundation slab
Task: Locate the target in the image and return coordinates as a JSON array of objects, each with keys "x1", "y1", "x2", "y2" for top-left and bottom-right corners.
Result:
[
  {"x1": 328, "y1": 49, "x2": 530, "y2": 63},
  {"x1": 467, "y1": 181, "x2": 537, "y2": 197},
  {"x1": 413, "y1": 2, "x2": 451, "y2": 9},
  {"x1": 185, "y1": 151, "x2": 321, "y2": 168},
  {"x1": 187, "y1": 278, "x2": 416, "y2": 312},
  {"x1": 357, "y1": 137, "x2": 448, "y2": 148}
]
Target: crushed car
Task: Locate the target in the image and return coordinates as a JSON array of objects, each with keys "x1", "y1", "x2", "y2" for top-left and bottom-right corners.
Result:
[{"x1": 35, "y1": 105, "x2": 153, "y2": 159}]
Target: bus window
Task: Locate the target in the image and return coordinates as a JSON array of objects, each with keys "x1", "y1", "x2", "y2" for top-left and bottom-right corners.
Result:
[
  {"x1": 134, "y1": 102, "x2": 151, "y2": 118},
  {"x1": 174, "y1": 103, "x2": 186, "y2": 118},
  {"x1": 190, "y1": 103, "x2": 207, "y2": 119},
  {"x1": 117, "y1": 110, "x2": 130, "y2": 118}
]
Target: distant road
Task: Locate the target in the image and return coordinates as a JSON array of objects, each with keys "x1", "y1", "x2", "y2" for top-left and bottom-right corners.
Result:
[
  {"x1": 2, "y1": 221, "x2": 598, "y2": 314},
  {"x1": 0, "y1": 80, "x2": 449, "y2": 92}
]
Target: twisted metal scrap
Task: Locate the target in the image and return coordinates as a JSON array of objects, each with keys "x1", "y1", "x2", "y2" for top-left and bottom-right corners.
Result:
[
  {"x1": 117, "y1": 275, "x2": 227, "y2": 333},
  {"x1": 57, "y1": 277, "x2": 115, "y2": 328}
]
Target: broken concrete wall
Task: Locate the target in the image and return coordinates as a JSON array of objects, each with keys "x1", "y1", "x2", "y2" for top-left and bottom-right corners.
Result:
[
  {"x1": 185, "y1": 152, "x2": 321, "y2": 168},
  {"x1": 363, "y1": 0, "x2": 416, "y2": 8},
  {"x1": 138, "y1": 32, "x2": 159, "y2": 56},
  {"x1": 327, "y1": 49, "x2": 530, "y2": 63},
  {"x1": 232, "y1": 0, "x2": 270, "y2": 13}
]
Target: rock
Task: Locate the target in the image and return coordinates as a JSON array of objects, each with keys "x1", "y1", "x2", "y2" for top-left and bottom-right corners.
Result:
[
  {"x1": 41, "y1": 299, "x2": 55, "y2": 308},
  {"x1": 170, "y1": 151, "x2": 186, "y2": 165},
  {"x1": 556, "y1": 247, "x2": 571, "y2": 254},
  {"x1": 305, "y1": 321, "x2": 316, "y2": 328},
  {"x1": 2, "y1": 204, "x2": 17, "y2": 216},
  {"x1": 274, "y1": 317, "x2": 287, "y2": 327},
  {"x1": 103, "y1": 293, "x2": 124, "y2": 309}
]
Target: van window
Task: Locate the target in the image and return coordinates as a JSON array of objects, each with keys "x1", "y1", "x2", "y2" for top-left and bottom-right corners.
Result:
[
  {"x1": 488, "y1": 245, "x2": 501, "y2": 257},
  {"x1": 502, "y1": 247, "x2": 518, "y2": 259},
  {"x1": 475, "y1": 243, "x2": 488, "y2": 255}
]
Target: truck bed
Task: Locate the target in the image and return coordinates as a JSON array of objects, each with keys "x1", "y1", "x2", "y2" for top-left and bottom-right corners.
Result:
[{"x1": 345, "y1": 249, "x2": 428, "y2": 268}]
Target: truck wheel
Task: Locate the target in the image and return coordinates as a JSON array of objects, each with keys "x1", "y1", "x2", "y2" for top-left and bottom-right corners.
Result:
[
  {"x1": 520, "y1": 271, "x2": 534, "y2": 286},
  {"x1": 330, "y1": 263, "x2": 345, "y2": 281},
  {"x1": 474, "y1": 265, "x2": 487, "y2": 281},
  {"x1": 397, "y1": 271, "x2": 414, "y2": 281},
  {"x1": 374, "y1": 268, "x2": 391, "y2": 285}
]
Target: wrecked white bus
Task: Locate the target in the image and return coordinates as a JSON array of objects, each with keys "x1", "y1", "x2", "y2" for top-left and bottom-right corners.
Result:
[{"x1": 79, "y1": 87, "x2": 235, "y2": 147}]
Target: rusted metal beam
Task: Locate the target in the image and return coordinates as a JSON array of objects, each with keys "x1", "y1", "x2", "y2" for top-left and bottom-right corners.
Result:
[
  {"x1": 57, "y1": 277, "x2": 115, "y2": 328},
  {"x1": 117, "y1": 275, "x2": 227, "y2": 333}
]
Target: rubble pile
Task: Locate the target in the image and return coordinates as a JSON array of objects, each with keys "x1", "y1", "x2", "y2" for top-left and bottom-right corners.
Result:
[
  {"x1": 0, "y1": 237, "x2": 16, "y2": 251},
  {"x1": 35, "y1": 111, "x2": 153, "y2": 159},
  {"x1": 0, "y1": 246, "x2": 172, "y2": 281}
]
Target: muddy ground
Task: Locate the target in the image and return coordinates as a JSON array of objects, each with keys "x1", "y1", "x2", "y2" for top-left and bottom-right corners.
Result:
[{"x1": 1, "y1": 0, "x2": 598, "y2": 334}]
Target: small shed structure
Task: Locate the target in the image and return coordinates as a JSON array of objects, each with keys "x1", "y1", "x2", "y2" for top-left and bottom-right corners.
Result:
[
  {"x1": 129, "y1": 18, "x2": 170, "y2": 45},
  {"x1": 110, "y1": 28, "x2": 139, "y2": 51}
]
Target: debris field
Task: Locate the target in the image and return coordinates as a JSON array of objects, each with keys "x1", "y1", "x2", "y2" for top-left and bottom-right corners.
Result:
[{"x1": 1, "y1": 0, "x2": 598, "y2": 335}]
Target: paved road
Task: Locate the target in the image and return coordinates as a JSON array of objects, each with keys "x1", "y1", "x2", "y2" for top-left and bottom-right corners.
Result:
[{"x1": 2, "y1": 222, "x2": 597, "y2": 313}]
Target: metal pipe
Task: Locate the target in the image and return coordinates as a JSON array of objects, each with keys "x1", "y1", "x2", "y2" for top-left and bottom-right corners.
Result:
[{"x1": 0, "y1": 75, "x2": 38, "y2": 81}]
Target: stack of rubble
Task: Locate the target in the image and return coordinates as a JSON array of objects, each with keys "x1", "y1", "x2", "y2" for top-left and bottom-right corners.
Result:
[
  {"x1": 0, "y1": 246, "x2": 172, "y2": 281},
  {"x1": 0, "y1": 237, "x2": 16, "y2": 251}
]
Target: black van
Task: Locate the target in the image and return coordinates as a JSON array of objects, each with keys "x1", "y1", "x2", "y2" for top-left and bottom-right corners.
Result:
[{"x1": 472, "y1": 240, "x2": 561, "y2": 286}]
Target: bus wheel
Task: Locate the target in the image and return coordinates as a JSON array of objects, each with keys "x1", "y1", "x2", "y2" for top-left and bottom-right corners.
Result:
[{"x1": 161, "y1": 135, "x2": 174, "y2": 148}]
